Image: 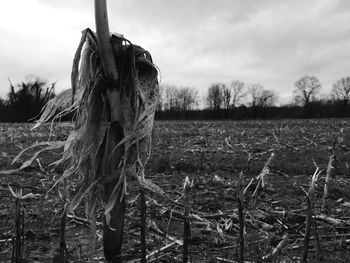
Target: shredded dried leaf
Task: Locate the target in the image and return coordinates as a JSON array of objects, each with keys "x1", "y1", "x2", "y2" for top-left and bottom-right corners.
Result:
[{"x1": 9, "y1": 28, "x2": 161, "y2": 225}]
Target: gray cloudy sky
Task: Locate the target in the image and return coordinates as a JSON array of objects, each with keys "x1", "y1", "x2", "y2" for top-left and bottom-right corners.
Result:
[{"x1": 0, "y1": 0, "x2": 349, "y2": 105}]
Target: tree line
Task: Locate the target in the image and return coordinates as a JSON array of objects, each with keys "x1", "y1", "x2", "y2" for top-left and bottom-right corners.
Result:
[
  {"x1": 157, "y1": 75, "x2": 350, "y2": 119},
  {"x1": 0, "y1": 75, "x2": 349, "y2": 122},
  {"x1": 0, "y1": 77, "x2": 55, "y2": 122}
]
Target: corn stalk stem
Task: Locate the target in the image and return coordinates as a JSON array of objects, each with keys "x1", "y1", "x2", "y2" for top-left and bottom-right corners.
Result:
[
  {"x1": 302, "y1": 169, "x2": 319, "y2": 263},
  {"x1": 183, "y1": 201, "x2": 190, "y2": 263},
  {"x1": 140, "y1": 187, "x2": 147, "y2": 263},
  {"x1": 94, "y1": 1, "x2": 125, "y2": 261},
  {"x1": 14, "y1": 198, "x2": 22, "y2": 263},
  {"x1": 322, "y1": 154, "x2": 334, "y2": 212},
  {"x1": 60, "y1": 203, "x2": 68, "y2": 262},
  {"x1": 237, "y1": 174, "x2": 245, "y2": 263},
  {"x1": 94, "y1": 0, "x2": 118, "y2": 82},
  {"x1": 183, "y1": 177, "x2": 191, "y2": 263},
  {"x1": 313, "y1": 218, "x2": 321, "y2": 263},
  {"x1": 302, "y1": 195, "x2": 313, "y2": 263},
  {"x1": 94, "y1": 0, "x2": 120, "y2": 122},
  {"x1": 183, "y1": 218, "x2": 190, "y2": 263}
]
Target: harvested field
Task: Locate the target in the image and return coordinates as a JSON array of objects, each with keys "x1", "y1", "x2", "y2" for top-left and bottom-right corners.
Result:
[{"x1": 1, "y1": 119, "x2": 350, "y2": 262}]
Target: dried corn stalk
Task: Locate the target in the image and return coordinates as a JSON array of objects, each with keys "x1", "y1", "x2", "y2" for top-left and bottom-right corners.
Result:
[{"x1": 15, "y1": 28, "x2": 162, "y2": 223}]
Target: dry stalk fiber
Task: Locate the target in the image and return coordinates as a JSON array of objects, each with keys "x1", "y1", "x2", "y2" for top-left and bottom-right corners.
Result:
[
  {"x1": 14, "y1": 197, "x2": 23, "y2": 263},
  {"x1": 313, "y1": 218, "x2": 321, "y2": 263},
  {"x1": 16, "y1": 27, "x2": 160, "y2": 217},
  {"x1": 140, "y1": 186, "x2": 147, "y2": 263},
  {"x1": 237, "y1": 172, "x2": 245, "y2": 263},
  {"x1": 262, "y1": 234, "x2": 289, "y2": 260},
  {"x1": 252, "y1": 152, "x2": 274, "y2": 198},
  {"x1": 8, "y1": 186, "x2": 39, "y2": 263},
  {"x1": 7, "y1": 0, "x2": 160, "y2": 261},
  {"x1": 10, "y1": 28, "x2": 160, "y2": 263},
  {"x1": 322, "y1": 154, "x2": 335, "y2": 211},
  {"x1": 183, "y1": 176, "x2": 192, "y2": 263},
  {"x1": 302, "y1": 168, "x2": 321, "y2": 263}
]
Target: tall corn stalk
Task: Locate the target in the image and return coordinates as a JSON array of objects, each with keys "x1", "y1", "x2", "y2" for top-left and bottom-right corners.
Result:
[
  {"x1": 94, "y1": 1, "x2": 125, "y2": 261},
  {"x1": 13, "y1": 0, "x2": 160, "y2": 262}
]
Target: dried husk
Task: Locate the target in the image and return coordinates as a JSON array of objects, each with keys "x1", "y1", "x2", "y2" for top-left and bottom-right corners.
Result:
[{"x1": 10, "y1": 28, "x2": 161, "y2": 222}]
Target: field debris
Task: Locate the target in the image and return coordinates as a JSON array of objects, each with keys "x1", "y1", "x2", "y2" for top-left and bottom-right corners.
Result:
[{"x1": 0, "y1": 119, "x2": 350, "y2": 262}]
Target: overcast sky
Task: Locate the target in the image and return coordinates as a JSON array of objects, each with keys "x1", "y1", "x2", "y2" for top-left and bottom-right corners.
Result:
[{"x1": 0, "y1": 0, "x2": 349, "y2": 105}]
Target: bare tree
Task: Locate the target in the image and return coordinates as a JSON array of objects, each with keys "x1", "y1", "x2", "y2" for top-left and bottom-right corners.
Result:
[
  {"x1": 231, "y1": 80, "x2": 246, "y2": 107},
  {"x1": 177, "y1": 86, "x2": 198, "y2": 111},
  {"x1": 248, "y1": 84, "x2": 263, "y2": 108},
  {"x1": 163, "y1": 85, "x2": 178, "y2": 111},
  {"x1": 222, "y1": 84, "x2": 231, "y2": 110},
  {"x1": 207, "y1": 83, "x2": 224, "y2": 111},
  {"x1": 257, "y1": 89, "x2": 278, "y2": 107},
  {"x1": 163, "y1": 85, "x2": 198, "y2": 111},
  {"x1": 247, "y1": 84, "x2": 264, "y2": 119},
  {"x1": 247, "y1": 84, "x2": 277, "y2": 118},
  {"x1": 294, "y1": 75, "x2": 321, "y2": 117},
  {"x1": 294, "y1": 75, "x2": 321, "y2": 106},
  {"x1": 332, "y1": 77, "x2": 350, "y2": 110}
]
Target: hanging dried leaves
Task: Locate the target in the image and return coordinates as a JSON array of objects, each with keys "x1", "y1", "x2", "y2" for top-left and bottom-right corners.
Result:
[{"x1": 10, "y1": 28, "x2": 161, "y2": 221}]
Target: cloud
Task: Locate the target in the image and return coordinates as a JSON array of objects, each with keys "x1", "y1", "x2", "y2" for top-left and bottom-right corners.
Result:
[
  {"x1": 0, "y1": 0, "x2": 90, "y2": 96},
  {"x1": 0, "y1": 0, "x2": 349, "y2": 106}
]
